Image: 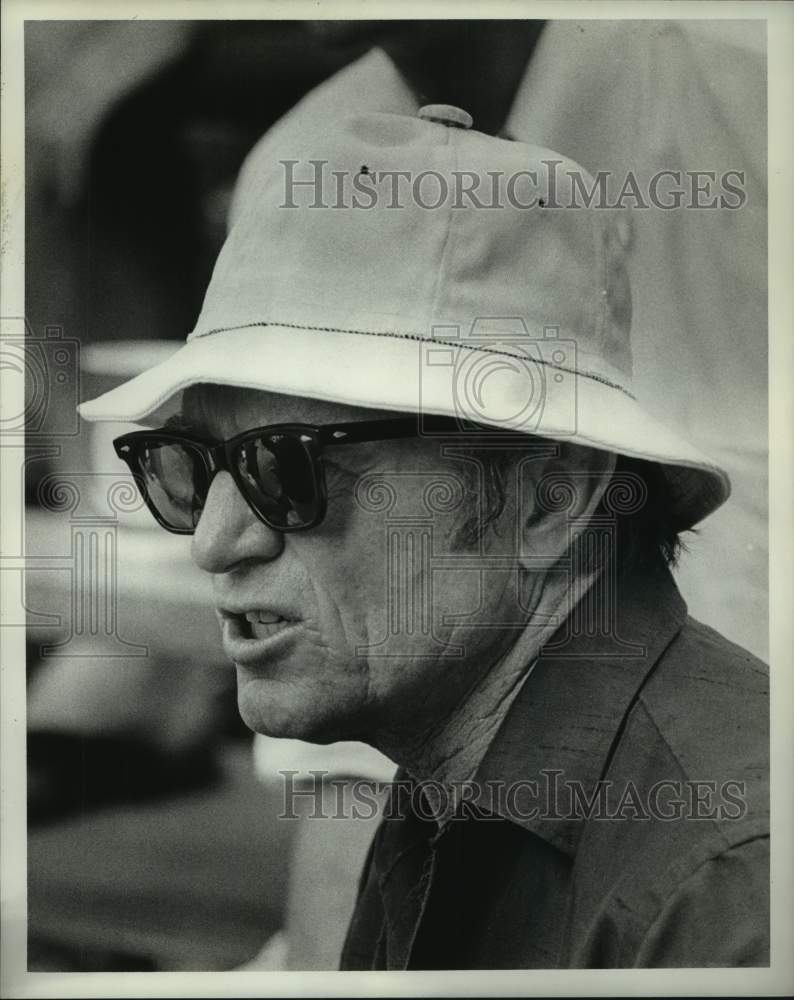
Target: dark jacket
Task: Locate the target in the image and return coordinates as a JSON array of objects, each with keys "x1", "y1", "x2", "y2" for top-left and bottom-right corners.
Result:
[{"x1": 340, "y1": 558, "x2": 769, "y2": 969}]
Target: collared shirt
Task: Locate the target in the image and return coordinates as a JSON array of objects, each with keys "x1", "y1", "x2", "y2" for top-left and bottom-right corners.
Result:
[{"x1": 340, "y1": 558, "x2": 769, "y2": 969}]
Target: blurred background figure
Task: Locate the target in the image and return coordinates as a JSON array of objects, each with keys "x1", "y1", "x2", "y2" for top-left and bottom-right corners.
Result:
[{"x1": 25, "y1": 18, "x2": 766, "y2": 971}]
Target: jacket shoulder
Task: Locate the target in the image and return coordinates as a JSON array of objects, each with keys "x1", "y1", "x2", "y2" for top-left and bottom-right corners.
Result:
[
  {"x1": 564, "y1": 618, "x2": 769, "y2": 966},
  {"x1": 635, "y1": 615, "x2": 768, "y2": 815}
]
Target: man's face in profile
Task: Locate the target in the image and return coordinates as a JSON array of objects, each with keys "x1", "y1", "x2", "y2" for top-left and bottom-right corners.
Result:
[{"x1": 184, "y1": 385, "x2": 528, "y2": 749}]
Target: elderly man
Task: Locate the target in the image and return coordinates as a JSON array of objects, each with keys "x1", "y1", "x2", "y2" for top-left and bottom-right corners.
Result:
[{"x1": 79, "y1": 106, "x2": 768, "y2": 969}]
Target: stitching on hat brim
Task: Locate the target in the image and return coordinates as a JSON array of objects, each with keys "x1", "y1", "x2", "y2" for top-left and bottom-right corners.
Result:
[{"x1": 189, "y1": 321, "x2": 637, "y2": 401}]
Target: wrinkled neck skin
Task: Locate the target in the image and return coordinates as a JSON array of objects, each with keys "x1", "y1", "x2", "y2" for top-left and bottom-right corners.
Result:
[{"x1": 378, "y1": 565, "x2": 600, "y2": 826}]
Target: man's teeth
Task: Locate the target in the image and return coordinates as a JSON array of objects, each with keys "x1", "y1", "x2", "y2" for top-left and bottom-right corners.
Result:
[
  {"x1": 245, "y1": 611, "x2": 284, "y2": 625},
  {"x1": 241, "y1": 610, "x2": 293, "y2": 641}
]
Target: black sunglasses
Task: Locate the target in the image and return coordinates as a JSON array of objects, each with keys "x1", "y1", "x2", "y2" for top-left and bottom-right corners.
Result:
[{"x1": 114, "y1": 416, "x2": 471, "y2": 535}]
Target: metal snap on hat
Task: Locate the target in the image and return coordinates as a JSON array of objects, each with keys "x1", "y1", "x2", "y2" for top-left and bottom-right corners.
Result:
[
  {"x1": 78, "y1": 105, "x2": 730, "y2": 530},
  {"x1": 417, "y1": 104, "x2": 474, "y2": 129}
]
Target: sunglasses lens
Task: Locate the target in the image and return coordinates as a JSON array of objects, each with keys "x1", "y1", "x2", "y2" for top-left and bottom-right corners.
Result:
[
  {"x1": 136, "y1": 441, "x2": 209, "y2": 531},
  {"x1": 234, "y1": 432, "x2": 320, "y2": 529}
]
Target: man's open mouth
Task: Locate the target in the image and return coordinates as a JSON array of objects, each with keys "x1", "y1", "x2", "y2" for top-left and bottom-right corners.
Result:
[
  {"x1": 242, "y1": 610, "x2": 294, "y2": 641},
  {"x1": 216, "y1": 606, "x2": 303, "y2": 665}
]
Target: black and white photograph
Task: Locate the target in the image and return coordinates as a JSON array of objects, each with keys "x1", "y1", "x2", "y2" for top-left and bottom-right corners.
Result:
[{"x1": 1, "y1": 3, "x2": 792, "y2": 997}]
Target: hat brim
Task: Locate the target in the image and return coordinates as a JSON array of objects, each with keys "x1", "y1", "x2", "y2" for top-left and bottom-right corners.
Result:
[{"x1": 78, "y1": 325, "x2": 730, "y2": 530}]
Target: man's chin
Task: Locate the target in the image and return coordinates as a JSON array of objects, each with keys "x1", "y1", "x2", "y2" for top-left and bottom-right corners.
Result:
[{"x1": 235, "y1": 673, "x2": 356, "y2": 744}]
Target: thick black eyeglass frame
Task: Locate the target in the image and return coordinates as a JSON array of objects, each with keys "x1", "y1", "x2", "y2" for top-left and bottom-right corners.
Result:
[{"x1": 114, "y1": 416, "x2": 469, "y2": 535}]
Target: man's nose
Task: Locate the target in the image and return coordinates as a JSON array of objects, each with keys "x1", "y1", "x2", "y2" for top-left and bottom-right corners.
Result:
[{"x1": 191, "y1": 470, "x2": 283, "y2": 573}]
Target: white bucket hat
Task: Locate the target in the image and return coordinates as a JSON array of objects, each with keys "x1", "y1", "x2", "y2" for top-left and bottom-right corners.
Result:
[{"x1": 78, "y1": 105, "x2": 730, "y2": 530}]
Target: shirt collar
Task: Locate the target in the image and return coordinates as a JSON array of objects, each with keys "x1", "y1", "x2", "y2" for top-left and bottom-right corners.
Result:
[
  {"x1": 374, "y1": 555, "x2": 688, "y2": 881},
  {"x1": 470, "y1": 555, "x2": 688, "y2": 856}
]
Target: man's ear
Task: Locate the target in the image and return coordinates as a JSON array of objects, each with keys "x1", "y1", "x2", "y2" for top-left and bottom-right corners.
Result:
[{"x1": 515, "y1": 443, "x2": 617, "y2": 571}]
